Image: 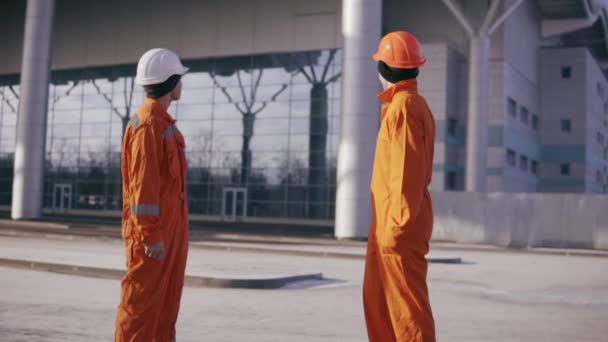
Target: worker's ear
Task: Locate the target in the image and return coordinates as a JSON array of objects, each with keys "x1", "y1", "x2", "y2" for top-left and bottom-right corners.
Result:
[
  {"x1": 378, "y1": 73, "x2": 391, "y2": 90},
  {"x1": 171, "y1": 81, "x2": 182, "y2": 101}
]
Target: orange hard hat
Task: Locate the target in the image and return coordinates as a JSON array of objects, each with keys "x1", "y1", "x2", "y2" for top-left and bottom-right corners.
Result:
[{"x1": 373, "y1": 31, "x2": 426, "y2": 69}]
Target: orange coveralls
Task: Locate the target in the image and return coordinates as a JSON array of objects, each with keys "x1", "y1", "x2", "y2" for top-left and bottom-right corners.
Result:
[
  {"x1": 363, "y1": 79, "x2": 436, "y2": 342},
  {"x1": 115, "y1": 98, "x2": 189, "y2": 342}
]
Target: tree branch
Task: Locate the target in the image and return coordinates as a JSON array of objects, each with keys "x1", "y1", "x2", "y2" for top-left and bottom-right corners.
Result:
[
  {"x1": 253, "y1": 102, "x2": 267, "y2": 115},
  {"x1": 0, "y1": 88, "x2": 16, "y2": 112},
  {"x1": 91, "y1": 79, "x2": 124, "y2": 119},
  {"x1": 271, "y1": 84, "x2": 288, "y2": 101},
  {"x1": 321, "y1": 50, "x2": 336, "y2": 82},
  {"x1": 298, "y1": 67, "x2": 313, "y2": 83},
  {"x1": 306, "y1": 53, "x2": 318, "y2": 82},
  {"x1": 211, "y1": 74, "x2": 234, "y2": 103},
  {"x1": 325, "y1": 72, "x2": 342, "y2": 84},
  {"x1": 125, "y1": 77, "x2": 135, "y2": 118},
  {"x1": 237, "y1": 70, "x2": 249, "y2": 109},
  {"x1": 250, "y1": 68, "x2": 264, "y2": 106},
  {"x1": 9, "y1": 85, "x2": 19, "y2": 99},
  {"x1": 235, "y1": 102, "x2": 247, "y2": 115},
  {"x1": 53, "y1": 81, "x2": 80, "y2": 105},
  {"x1": 122, "y1": 78, "x2": 129, "y2": 110}
]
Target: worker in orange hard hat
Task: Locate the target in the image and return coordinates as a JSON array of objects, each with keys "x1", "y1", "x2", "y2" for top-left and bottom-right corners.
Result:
[
  {"x1": 363, "y1": 31, "x2": 436, "y2": 342},
  {"x1": 115, "y1": 48, "x2": 190, "y2": 342}
]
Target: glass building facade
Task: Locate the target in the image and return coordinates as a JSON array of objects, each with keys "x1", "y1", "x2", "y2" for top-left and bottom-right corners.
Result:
[{"x1": 0, "y1": 49, "x2": 342, "y2": 220}]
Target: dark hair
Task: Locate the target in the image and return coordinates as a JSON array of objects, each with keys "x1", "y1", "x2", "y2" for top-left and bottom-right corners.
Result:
[
  {"x1": 378, "y1": 61, "x2": 419, "y2": 83},
  {"x1": 144, "y1": 74, "x2": 182, "y2": 99}
]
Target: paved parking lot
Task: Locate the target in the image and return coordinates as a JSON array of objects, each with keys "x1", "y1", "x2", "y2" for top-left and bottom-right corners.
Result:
[{"x1": 0, "y1": 235, "x2": 607, "y2": 341}]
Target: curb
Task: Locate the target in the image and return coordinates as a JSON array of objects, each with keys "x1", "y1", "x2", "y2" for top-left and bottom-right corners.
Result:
[
  {"x1": 430, "y1": 243, "x2": 608, "y2": 258},
  {"x1": 0, "y1": 258, "x2": 324, "y2": 290},
  {"x1": 2, "y1": 225, "x2": 606, "y2": 259},
  {"x1": 184, "y1": 273, "x2": 324, "y2": 289},
  {"x1": 190, "y1": 242, "x2": 463, "y2": 264},
  {"x1": 0, "y1": 220, "x2": 69, "y2": 231}
]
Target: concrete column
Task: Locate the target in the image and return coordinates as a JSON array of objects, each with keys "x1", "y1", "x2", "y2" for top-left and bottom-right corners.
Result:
[
  {"x1": 335, "y1": 0, "x2": 381, "y2": 239},
  {"x1": 465, "y1": 35, "x2": 490, "y2": 192},
  {"x1": 12, "y1": 0, "x2": 55, "y2": 219}
]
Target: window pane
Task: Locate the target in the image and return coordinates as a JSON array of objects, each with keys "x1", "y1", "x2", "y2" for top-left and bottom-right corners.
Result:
[
  {"x1": 507, "y1": 98, "x2": 516, "y2": 117},
  {"x1": 561, "y1": 65, "x2": 571, "y2": 79},
  {"x1": 506, "y1": 149, "x2": 516, "y2": 166},
  {"x1": 561, "y1": 119, "x2": 571, "y2": 132}
]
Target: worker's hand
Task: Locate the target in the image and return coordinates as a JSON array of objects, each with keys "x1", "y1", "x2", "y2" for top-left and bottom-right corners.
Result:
[{"x1": 145, "y1": 241, "x2": 165, "y2": 260}]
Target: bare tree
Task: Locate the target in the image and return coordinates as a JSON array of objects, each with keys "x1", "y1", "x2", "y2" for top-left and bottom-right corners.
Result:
[
  {"x1": 297, "y1": 49, "x2": 341, "y2": 218},
  {"x1": 1, "y1": 82, "x2": 79, "y2": 114},
  {"x1": 51, "y1": 137, "x2": 78, "y2": 171},
  {"x1": 0, "y1": 86, "x2": 17, "y2": 112},
  {"x1": 87, "y1": 76, "x2": 135, "y2": 210},
  {"x1": 90, "y1": 76, "x2": 136, "y2": 139},
  {"x1": 212, "y1": 69, "x2": 288, "y2": 185},
  {"x1": 52, "y1": 81, "x2": 80, "y2": 105}
]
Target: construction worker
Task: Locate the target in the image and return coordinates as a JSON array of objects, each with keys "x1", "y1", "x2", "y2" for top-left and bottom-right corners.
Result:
[
  {"x1": 363, "y1": 31, "x2": 436, "y2": 342},
  {"x1": 115, "y1": 48, "x2": 190, "y2": 342}
]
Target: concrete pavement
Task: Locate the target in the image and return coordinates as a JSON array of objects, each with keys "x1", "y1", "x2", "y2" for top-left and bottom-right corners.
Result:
[
  {"x1": 1, "y1": 233, "x2": 607, "y2": 341},
  {"x1": 0, "y1": 235, "x2": 329, "y2": 289}
]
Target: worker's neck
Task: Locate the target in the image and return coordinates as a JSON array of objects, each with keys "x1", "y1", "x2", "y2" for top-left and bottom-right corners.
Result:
[
  {"x1": 154, "y1": 95, "x2": 172, "y2": 111},
  {"x1": 379, "y1": 76, "x2": 394, "y2": 91},
  {"x1": 382, "y1": 81, "x2": 395, "y2": 91}
]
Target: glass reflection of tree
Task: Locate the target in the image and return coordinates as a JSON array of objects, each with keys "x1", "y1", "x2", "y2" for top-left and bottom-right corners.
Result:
[
  {"x1": 211, "y1": 70, "x2": 288, "y2": 185},
  {"x1": 2, "y1": 82, "x2": 80, "y2": 112},
  {"x1": 88, "y1": 76, "x2": 135, "y2": 210},
  {"x1": 10, "y1": 81, "x2": 81, "y2": 168},
  {"x1": 90, "y1": 77, "x2": 135, "y2": 139},
  {"x1": 52, "y1": 137, "x2": 78, "y2": 171},
  {"x1": 0, "y1": 86, "x2": 15, "y2": 205},
  {"x1": 0, "y1": 85, "x2": 19, "y2": 112},
  {"x1": 297, "y1": 50, "x2": 341, "y2": 219}
]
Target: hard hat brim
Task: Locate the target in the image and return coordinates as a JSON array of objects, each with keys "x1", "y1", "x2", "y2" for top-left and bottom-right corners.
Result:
[
  {"x1": 135, "y1": 66, "x2": 189, "y2": 86},
  {"x1": 372, "y1": 53, "x2": 427, "y2": 69},
  {"x1": 178, "y1": 66, "x2": 189, "y2": 76}
]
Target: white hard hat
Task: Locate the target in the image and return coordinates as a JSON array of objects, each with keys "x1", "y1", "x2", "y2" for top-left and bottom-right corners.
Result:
[{"x1": 135, "y1": 48, "x2": 189, "y2": 86}]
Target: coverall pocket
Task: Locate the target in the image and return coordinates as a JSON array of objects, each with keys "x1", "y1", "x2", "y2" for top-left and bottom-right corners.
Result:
[{"x1": 379, "y1": 226, "x2": 406, "y2": 254}]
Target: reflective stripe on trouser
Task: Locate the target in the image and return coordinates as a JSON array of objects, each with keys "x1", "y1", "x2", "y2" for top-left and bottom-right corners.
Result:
[{"x1": 130, "y1": 204, "x2": 160, "y2": 216}]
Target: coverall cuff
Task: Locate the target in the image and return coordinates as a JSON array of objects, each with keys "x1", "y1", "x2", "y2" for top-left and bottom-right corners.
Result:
[{"x1": 141, "y1": 228, "x2": 163, "y2": 245}]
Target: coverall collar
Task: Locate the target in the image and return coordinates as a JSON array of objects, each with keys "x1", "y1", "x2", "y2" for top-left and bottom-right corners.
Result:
[
  {"x1": 144, "y1": 98, "x2": 176, "y2": 123},
  {"x1": 377, "y1": 79, "x2": 418, "y2": 103}
]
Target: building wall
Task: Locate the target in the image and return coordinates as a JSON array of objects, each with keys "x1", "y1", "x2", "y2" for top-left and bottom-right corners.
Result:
[
  {"x1": 383, "y1": 0, "x2": 505, "y2": 59},
  {"x1": 445, "y1": 46, "x2": 467, "y2": 191},
  {"x1": 432, "y1": 191, "x2": 608, "y2": 250},
  {"x1": 585, "y1": 50, "x2": 608, "y2": 193},
  {"x1": 0, "y1": 0, "x2": 345, "y2": 219},
  {"x1": 496, "y1": 0, "x2": 542, "y2": 192},
  {"x1": 0, "y1": 1, "x2": 25, "y2": 75},
  {"x1": 414, "y1": 44, "x2": 466, "y2": 191},
  {"x1": 385, "y1": 0, "x2": 543, "y2": 193},
  {"x1": 540, "y1": 47, "x2": 589, "y2": 193},
  {"x1": 384, "y1": 1, "x2": 471, "y2": 191},
  {"x1": 0, "y1": 0, "x2": 343, "y2": 75},
  {"x1": 2, "y1": 0, "x2": 607, "y2": 216}
]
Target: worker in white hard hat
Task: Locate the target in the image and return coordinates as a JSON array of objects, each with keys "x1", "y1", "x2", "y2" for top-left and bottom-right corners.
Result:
[{"x1": 115, "y1": 48, "x2": 189, "y2": 342}]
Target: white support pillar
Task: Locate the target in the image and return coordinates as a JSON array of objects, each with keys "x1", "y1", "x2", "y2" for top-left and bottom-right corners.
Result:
[
  {"x1": 335, "y1": 0, "x2": 382, "y2": 239},
  {"x1": 12, "y1": 0, "x2": 55, "y2": 219},
  {"x1": 465, "y1": 35, "x2": 490, "y2": 192}
]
